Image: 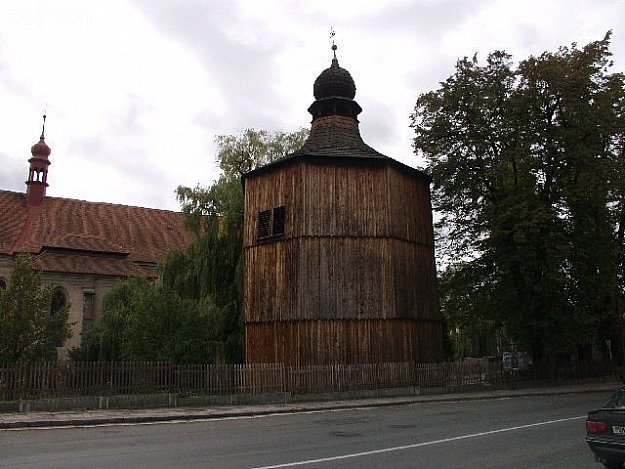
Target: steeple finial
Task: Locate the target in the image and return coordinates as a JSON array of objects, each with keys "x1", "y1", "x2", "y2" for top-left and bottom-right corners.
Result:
[
  {"x1": 40, "y1": 113, "x2": 47, "y2": 140},
  {"x1": 330, "y1": 27, "x2": 337, "y2": 60}
]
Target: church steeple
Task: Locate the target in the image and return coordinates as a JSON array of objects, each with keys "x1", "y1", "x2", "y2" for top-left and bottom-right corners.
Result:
[{"x1": 26, "y1": 115, "x2": 51, "y2": 206}]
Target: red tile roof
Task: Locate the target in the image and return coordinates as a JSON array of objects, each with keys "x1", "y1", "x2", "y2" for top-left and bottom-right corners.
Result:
[
  {"x1": 0, "y1": 190, "x2": 192, "y2": 277},
  {"x1": 0, "y1": 191, "x2": 28, "y2": 254},
  {"x1": 32, "y1": 251, "x2": 150, "y2": 277}
]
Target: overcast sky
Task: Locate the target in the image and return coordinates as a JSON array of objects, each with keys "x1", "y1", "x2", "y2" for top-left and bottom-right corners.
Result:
[{"x1": 1, "y1": 0, "x2": 623, "y2": 211}]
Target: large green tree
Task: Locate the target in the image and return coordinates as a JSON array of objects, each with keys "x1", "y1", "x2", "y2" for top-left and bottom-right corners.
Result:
[
  {"x1": 411, "y1": 33, "x2": 625, "y2": 366},
  {"x1": 0, "y1": 256, "x2": 71, "y2": 361}
]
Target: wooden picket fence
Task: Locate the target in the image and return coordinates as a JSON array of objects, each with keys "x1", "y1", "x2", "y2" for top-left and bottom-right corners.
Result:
[{"x1": 0, "y1": 360, "x2": 502, "y2": 400}]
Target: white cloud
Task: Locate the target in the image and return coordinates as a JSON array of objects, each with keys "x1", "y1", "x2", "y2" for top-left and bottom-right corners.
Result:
[{"x1": 1, "y1": 0, "x2": 623, "y2": 210}]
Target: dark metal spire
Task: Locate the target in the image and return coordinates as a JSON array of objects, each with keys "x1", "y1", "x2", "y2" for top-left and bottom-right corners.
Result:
[{"x1": 41, "y1": 114, "x2": 47, "y2": 140}]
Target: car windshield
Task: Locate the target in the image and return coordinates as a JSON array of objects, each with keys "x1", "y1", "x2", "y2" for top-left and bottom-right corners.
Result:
[{"x1": 604, "y1": 390, "x2": 625, "y2": 409}]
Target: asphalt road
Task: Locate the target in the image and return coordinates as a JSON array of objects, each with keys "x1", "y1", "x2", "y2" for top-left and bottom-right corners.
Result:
[{"x1": 0, "y1": 392, "x2": 610, "y2": 468}]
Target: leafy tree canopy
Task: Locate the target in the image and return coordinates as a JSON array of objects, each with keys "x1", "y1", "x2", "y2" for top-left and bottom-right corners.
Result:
[{"x1": 411, "y1": 33, "x2": 625, "y2": 365}]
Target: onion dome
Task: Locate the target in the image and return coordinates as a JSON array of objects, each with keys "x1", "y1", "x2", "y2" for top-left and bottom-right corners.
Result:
[
  {"x1": 31, "y1": 137, "x2": 51, "y2": 158},
  {"x1": 30, "y1": 114, "x2": 51, "y2": 158},
  {"x1": 313, "y1": 49, "x2": 356, "y2": 100},
  {"x1": 307, "y1": 45, "x2": 362, "y2": 122}
]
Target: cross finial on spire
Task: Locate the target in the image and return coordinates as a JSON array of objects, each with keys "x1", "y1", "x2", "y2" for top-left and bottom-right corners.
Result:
[
  {"x1": 330, "y1": 27, "x2": 337, "y2": 59},
  {"x1": 41, "y1": 113, "x2": 47, "y2": 140}
]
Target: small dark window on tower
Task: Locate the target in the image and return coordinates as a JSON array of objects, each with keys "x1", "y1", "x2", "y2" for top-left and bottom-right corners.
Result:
[
  {"x1": 258, "y1": 210, "x2": 271, "y2": 238},
  {"x1": 273, "y1": 206, "x2": 286, "y2": 236},
  {"x1": 258, "y1": 206, "x2": 287, "y2": 240},
  {"x1": 0, "y1": 278, "x2": 7, "y2": 290}
]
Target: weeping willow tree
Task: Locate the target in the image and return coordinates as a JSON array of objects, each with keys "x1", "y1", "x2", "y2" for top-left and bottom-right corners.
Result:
[
  {"x1": 72, "y1": 129, "x2": 308, "y2": 364},
  {"x1": 164, "y1": 128, "x2": 308, "y2": 362}
]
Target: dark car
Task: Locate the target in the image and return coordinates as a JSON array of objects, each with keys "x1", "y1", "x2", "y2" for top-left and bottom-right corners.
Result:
[{"x1": 587, "y1": 387, "x2": 625, "y2": 468}]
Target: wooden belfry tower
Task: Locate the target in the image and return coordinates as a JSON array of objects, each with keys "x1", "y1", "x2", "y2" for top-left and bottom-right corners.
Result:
[{"x1": 242, "y1": 46, "x2": 442, "y2": 365}]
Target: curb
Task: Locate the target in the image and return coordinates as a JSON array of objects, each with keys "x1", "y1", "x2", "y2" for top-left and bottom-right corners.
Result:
[{"x1": 1, "y1": 383, "x2": 619, "y2": 430}]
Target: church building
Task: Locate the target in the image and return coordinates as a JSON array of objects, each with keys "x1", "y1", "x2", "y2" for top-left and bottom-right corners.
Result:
[
  {"x1": 242, "y1": 47, "x2": 443, "y2": 365},
  {"x1": 0, "y1": 121, "x2": 192, "y2": 355}
]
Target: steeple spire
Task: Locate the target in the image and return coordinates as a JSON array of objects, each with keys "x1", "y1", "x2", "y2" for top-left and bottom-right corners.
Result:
[
  {"x1": 26, "y1": 115, "x2": 52, "y2": 206},
  {"x1": 41, "y1": 113, "x2": 47, "y2": 139}
]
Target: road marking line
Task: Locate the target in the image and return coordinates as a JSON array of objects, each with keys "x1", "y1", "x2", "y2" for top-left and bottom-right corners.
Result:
[{"x1": 250, "y1": 415, "x2": 585, "y2": 468}]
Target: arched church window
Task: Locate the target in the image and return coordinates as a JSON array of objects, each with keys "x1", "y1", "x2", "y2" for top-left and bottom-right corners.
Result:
[
  {"x1": 0, "y1": 278, "x2": 7, "y2": 290},
  {"x1": 51, "y1": 286, "x2": 68, "y2": 315}
]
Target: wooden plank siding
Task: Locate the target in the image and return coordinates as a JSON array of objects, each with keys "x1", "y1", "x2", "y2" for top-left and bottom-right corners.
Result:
[
  {"x1": 243, "y1": 158, "x2": 435, "y2": 244},
  {"x1": 244, "y1": 237, "x2": 437, "y2": 322},
  {"x1": 244, "y1": 319, "x2": 442, "y2": 365},
  {"x1": 243, "y1": 156, "x2": 442, "y2": 365}
]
